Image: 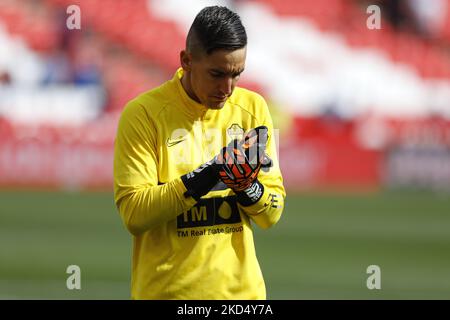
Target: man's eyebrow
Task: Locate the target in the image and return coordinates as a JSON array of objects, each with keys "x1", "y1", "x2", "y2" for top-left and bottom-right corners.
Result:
[{"x1": 209, "y1": 68, "x2": 245, "y2": 75}]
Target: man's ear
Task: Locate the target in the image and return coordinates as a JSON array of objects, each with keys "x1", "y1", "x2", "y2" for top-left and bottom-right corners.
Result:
[{"x1": 180, "y1": 50, "x2": 192, "y2": 72}]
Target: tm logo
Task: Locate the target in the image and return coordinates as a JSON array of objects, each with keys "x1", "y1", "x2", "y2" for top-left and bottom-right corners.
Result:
[{"x1": 177, "y1": 196, "x2": 241, "y2": 229}]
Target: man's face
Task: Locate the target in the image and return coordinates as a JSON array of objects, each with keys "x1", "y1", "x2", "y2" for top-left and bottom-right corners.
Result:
[{"x1": 182, "y1": 47, "x2": 247, "y2": 109}]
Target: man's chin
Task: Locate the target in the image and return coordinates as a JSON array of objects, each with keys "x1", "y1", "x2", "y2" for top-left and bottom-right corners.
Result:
[{"x1": 207, "y1": 100, "x2": 227, "y2": 110}]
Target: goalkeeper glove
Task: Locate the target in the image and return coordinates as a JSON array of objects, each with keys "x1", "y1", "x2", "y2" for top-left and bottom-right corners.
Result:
[
  {"x1": 181, "y1": 158, "x2": 220, "y2": 201},
  {"x1": 217, "y1": 126, "x2": 272, "y2": 205},
  {"x1": 181, "y1": 126, "x2": 272, "y2": 203}
]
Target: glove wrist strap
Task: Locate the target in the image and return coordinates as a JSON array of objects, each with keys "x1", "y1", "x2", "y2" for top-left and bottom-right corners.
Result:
[{"x1": 235, "y1": 179, "x2": 264, "y2": 206}]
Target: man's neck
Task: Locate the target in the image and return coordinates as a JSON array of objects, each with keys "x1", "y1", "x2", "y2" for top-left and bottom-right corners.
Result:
[{"x1": 180, "y1": 72, "x2": 201, "y2": 104}]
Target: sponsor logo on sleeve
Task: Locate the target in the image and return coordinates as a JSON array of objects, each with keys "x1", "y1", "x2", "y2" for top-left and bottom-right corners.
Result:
[{"x1": 264, "y1": 193, "x2": 281, "y2": 209}]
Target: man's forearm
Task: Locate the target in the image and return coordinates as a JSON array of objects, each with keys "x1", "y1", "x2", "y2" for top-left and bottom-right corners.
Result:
[
  {"x1": 238, "y1": 184, "x2": 285, "y2": 229},
  {"x1": 116, "y1": 178, "x2": 197, "y2": 235}
]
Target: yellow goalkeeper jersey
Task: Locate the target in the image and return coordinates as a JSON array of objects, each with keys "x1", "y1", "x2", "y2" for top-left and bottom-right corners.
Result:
[{"x1": 113, "y1": 68, "x2": 285, "y2": 300}]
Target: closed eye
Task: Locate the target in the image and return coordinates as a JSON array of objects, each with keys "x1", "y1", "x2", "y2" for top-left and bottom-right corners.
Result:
[
  {"x1": 210, "y1": 71, "x2": 225, "y2": 78},
  {"x1": 232, "y1": 72, "x2": 242, "y2": 79}
]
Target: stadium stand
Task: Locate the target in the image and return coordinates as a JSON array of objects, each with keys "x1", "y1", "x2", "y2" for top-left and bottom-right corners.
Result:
[{"x1": 0, "y1": 0, "x2": 449, "y2": 190}]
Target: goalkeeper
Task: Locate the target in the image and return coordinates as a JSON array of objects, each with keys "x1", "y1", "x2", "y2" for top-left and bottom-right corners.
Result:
[{"x1": 113, "y1": 5, "x2": 285, "y2": 299}]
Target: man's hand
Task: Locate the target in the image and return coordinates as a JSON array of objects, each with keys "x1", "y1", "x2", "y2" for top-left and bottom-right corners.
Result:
[
  {"x1": 181, "y1": 126, "x2": 272, "y2": 203},
  {"x1": 217, "y1": 126, "x2": 272, "y2": 192},
  {"x1": 181, "y1": 158, "x2": 220, "y2": 201}
]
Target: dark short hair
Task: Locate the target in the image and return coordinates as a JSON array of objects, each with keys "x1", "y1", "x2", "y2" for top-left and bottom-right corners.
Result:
[{"x1": 186, "y1": 6, "x2": 247, "y2": 56}]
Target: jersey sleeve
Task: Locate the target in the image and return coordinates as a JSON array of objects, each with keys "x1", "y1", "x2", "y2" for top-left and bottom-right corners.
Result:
[
  {"x1": 238, "y1": 95, "x2": 286, "y2": 229},
  {"x1": 113, "y1": 100, "x2": 197, "y2": 235}
]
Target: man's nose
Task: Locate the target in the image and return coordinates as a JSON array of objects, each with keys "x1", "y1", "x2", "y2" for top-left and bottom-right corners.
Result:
[{"x1": 219, "y1": 77, "x2": 233, "y2": 96}]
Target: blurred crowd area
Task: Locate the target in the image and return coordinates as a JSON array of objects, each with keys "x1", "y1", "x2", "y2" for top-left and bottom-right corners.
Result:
[
  {"x1": 0, "y1": 0, "x2": 449, "y2": 192},
  {"x1": 374, "y1": 0, "x2": 450, "y2": 41}
]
